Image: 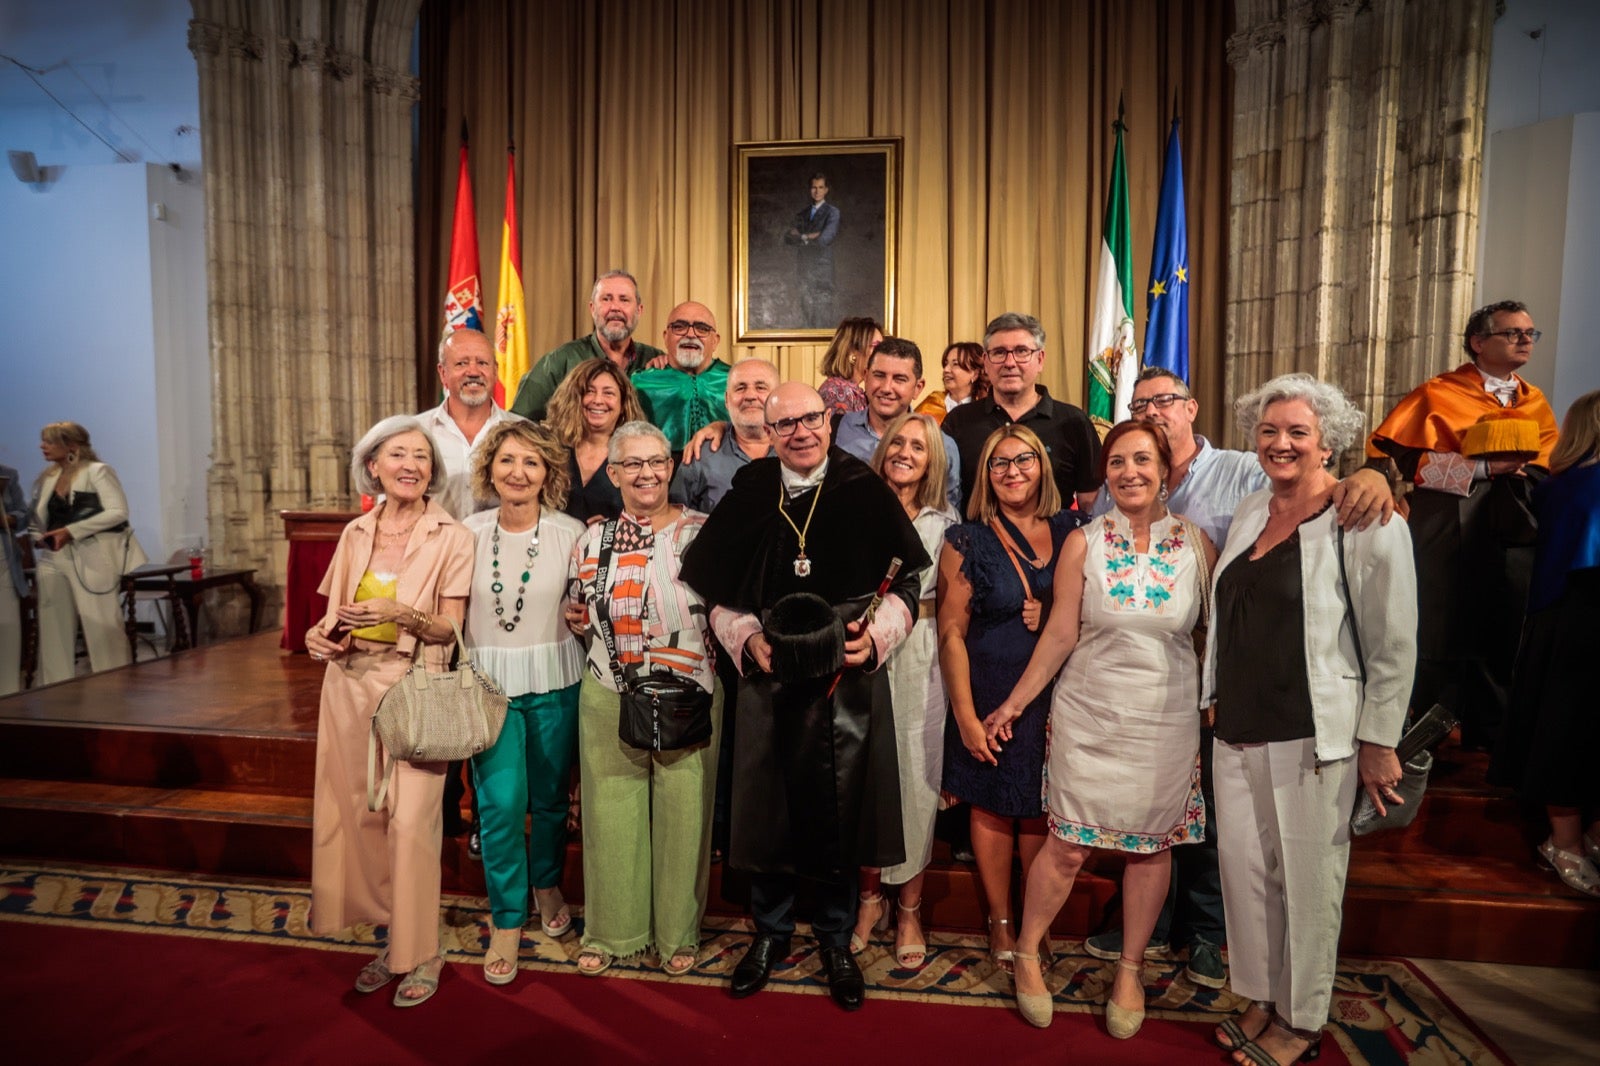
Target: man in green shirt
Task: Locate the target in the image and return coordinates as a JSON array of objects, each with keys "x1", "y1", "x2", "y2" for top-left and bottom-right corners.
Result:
[
  {"x1": 633, "y1": 300, "x2": 731, "y2": 451},
  {"x1": 508, "y1": 269, "x2": 666, "y2": 420}
]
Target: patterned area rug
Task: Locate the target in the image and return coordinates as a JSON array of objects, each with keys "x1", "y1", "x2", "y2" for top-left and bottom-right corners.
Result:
[{"x1": 0, "y1": 862, "x2": 1506, "y2": 1065}]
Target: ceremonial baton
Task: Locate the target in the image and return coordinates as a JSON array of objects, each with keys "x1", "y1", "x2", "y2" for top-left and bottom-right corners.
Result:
[{"x1": 825, "y1": 556, "x2": 902, "y2": 697}]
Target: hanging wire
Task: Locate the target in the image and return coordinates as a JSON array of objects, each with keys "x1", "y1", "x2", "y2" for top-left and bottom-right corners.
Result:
[{"x1": 2, "y1": 53, "x2": 144, "y2": 163}]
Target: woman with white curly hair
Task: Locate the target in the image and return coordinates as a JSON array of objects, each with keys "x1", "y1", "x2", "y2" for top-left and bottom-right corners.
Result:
[{"x1": 1204, "y1": 374, "x2": 1417, "y2": 1066}]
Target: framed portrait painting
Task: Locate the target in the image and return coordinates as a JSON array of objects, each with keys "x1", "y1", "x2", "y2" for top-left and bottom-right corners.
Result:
[{"x1": 733, "y1": 138, "x2": 900, "y2": 343}]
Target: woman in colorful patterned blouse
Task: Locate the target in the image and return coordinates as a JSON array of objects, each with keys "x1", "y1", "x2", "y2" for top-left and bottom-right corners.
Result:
[
  {"x1": 565, "y1": 421, "x2": 721, "y2": 977},
  {"x1": 817, "y1": 317, "x2": 882, "y2": 415},
  {"x1": 984, "y1": 421, "x2": 1217, "y2": 1037},
  {"x1": 462, "y1": 420, "x2": 588, "y2": 986}
]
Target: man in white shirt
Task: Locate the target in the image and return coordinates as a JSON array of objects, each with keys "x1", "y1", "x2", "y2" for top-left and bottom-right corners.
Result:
[{"x1": 419, "y1": 328, "x2": 525, "y2": 520}]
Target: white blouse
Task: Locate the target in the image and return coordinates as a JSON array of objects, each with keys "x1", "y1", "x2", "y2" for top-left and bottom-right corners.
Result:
[{"x1": 462, "y1": 507, "x2": 585, "y2": 697}]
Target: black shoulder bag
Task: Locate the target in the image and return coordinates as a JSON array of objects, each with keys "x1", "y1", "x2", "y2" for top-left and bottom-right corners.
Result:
[
  {"x1": 591, "y1": 519, "x2": 714, "y2": 752},
  {"x1": 1337, "y1": 526, "x2": 1457, "y2": 836}
]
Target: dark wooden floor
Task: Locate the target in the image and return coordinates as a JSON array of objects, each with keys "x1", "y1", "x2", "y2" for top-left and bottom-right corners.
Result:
[{"x1": 1, "y1": 632, "x2": 1594, "y2": 967}]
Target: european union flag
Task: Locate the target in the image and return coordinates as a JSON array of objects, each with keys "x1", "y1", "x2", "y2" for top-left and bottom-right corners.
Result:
[{"x1": 1144, "y1": 119, "x2": 1189, "y2": 383}]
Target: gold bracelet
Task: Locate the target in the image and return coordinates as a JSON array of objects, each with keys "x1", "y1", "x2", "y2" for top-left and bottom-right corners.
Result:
[{"x1": 413, "y1": 608, "x2": 431, "y2": 634}]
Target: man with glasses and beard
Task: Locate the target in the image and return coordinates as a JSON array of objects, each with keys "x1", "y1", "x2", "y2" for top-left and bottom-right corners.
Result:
[
  {"x1": 1367, "y1": 300, "x2": 1560, "y2": 749},
  {"x1": 681, "y1": 382, "x2": 928, "y2": 1012},
  {"x1": 509, "y1": 270, "x2": 666, "y2": 421},
  {"x1": 632, "y1": 301, "x2": 732, "y2": 452},
  {"x1": 942, "y1": 312, "x2": 1102, "y2": 515}
]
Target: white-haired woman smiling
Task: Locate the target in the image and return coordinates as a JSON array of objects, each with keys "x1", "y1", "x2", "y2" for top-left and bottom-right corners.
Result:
[
  {"x1": 304, "y1": 415, "x2": 474, "y2": 1008},
  {"x1": 1205, "y1": 375, "x2": 1416, "y2": 1066},
  {"x1": 565, "y1": 421, "x2": 720, "y2": 977}
]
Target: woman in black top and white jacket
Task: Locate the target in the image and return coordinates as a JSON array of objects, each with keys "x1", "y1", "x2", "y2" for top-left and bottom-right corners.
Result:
[
  {"x1": 1204, "y1": 375, "x2": 1416, "y2": 1066},
  {"x1": 30, "y1": 422, "x2": 147, "y2": 684}
]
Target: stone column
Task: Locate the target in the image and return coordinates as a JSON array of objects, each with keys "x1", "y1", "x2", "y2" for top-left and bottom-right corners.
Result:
[
  {"x1": 188, "y1": 1, "x2": 421, "y2": 609},
  {"x1": 1225, "y1": 0, "x2": 1494, "y2": 459}
]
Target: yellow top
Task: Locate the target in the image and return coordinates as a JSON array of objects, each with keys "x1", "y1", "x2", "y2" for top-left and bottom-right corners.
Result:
[{"x1": 351, "y1": 570, "x2": 400, "y2": 643}]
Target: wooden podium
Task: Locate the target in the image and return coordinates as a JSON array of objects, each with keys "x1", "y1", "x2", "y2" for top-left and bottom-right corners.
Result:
[{"x1": 279, "y1": 511, "x2": 359, "y2": 652}]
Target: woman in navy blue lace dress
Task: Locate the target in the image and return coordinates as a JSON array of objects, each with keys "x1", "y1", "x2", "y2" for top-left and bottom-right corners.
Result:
[{"x1": 938, "y1": 425, "x2": 1083, "y2": 972}]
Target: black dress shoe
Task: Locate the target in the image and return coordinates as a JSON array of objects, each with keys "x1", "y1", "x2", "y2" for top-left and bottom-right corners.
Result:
[
  {"x1": 731, "y1": 935, "x2": 790, "y2": 998},
  {"x1": 818, "y1": 945, "x2": 865, "y2": 1011}
]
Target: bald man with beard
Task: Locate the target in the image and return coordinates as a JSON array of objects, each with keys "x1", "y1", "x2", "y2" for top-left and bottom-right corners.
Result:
[{"x1": 632, "y1": 301, "x2": 732, "y2": 452}]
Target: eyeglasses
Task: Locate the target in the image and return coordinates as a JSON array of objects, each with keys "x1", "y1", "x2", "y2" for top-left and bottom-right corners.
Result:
[
  {"x1": 667, "y1": 319, "x2": 717, "y2": 337},
  {"x1": 610, "y1": 456, "x2": 672, "y2": 475},
  {"x1": 1483, "y1": 329, "x2": 1542, "y2": 344},
  {"x1": 1128, "y1": 392, "x2": 1189, "y2": 414},
  {"x1": 984, "y1": 346, "x2": 1040, "y2": 364},
  {"x1": 768, "y1": 410, "x2": 827, "y2": 437},
  {"x1": 987, "y1": 450, "x2": 1040, "y2": 474}
]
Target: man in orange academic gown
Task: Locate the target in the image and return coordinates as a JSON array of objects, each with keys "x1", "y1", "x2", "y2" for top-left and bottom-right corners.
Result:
[{"x1": 1367, "y1": 300, "x2": 1559, "y2": 748}]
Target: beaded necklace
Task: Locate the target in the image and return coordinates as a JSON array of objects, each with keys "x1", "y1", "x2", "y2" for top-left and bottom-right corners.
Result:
[{"x1": 490, "y1": 517, "x2": 541, "y2": 631}]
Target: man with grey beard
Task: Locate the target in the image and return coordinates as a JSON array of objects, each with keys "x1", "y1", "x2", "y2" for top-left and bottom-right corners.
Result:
[
  {"x1": 419, "y1": 327, "x2": 525, "y2": 520},
  {"x1": 632, "y1": 300, "x2": 732, "y2": 451},
  {"x1": 677, "y1": 357, "x2": 779, "y2": 513},
  {"x1": 508, "y1": 269, "x2": 666, "y2": 420}
]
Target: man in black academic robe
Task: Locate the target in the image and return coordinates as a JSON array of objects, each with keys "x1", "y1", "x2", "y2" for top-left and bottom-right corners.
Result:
[{"x1": 679, "y1": 382, "x2": 928, "y2": 1011}]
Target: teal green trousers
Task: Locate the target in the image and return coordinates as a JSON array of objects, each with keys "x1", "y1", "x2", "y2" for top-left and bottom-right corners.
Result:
[
  {"x1": 577, "y1": 673, "x2": 722, "y2": 960},
  {"x1": 471, "y1": 683, "x2": 579, "y2": 929}
]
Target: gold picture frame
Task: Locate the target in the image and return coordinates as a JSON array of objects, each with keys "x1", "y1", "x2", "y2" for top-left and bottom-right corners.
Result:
[{"x1": 733, "y1": 138, "x2": 900, "y2": 343}]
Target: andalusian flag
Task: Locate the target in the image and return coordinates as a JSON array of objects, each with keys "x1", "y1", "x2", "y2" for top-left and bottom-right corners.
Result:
[
  {"x1": 1087, "y1": 112, "x2": 1137, "y2": 427},
  {"x1": 1144, "y1": 118, "x2": 1190, "y2": 383},
  {"x1": 442, "y1": 124, "x2": 482, "y2": 336},
  {"x1": 494, "y1": 149, "x2": 529, "y2": 407}
]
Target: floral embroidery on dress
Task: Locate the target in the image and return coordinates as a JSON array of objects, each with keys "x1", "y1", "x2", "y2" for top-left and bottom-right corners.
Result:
[
  {"x1": 1045, "y1": 754, "x2": 1206, "y2": 853},
  {"x1": 1101, "y1": 514, "x2": 1185, "y2": 611}
]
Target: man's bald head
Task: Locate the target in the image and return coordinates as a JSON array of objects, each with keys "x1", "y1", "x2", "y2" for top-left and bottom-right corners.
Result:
[{"x1": 766, "y1": 382, "x2": 830, "y2": 475}]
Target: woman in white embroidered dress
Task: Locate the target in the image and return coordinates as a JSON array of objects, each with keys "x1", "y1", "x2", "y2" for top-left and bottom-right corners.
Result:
[
  {"x1": 985, "y1": 421, "x2": 1216, "y2": 1037},
  {"x1": 462, "y1": 420, "x2": 587, "y2": 985}
]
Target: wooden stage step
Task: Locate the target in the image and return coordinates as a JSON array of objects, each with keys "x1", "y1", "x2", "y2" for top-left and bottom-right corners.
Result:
[{"x1": 1, "y1": 631, "x2": 1595, "y2": 968}]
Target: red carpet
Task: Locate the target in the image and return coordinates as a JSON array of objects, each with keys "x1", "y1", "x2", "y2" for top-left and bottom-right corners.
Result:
[{"x1": 2, "y1": 921, "x2": 1251, "y2": 1065}]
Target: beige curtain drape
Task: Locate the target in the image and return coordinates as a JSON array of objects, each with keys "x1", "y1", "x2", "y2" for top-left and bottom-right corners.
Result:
[{"x1": 415, "y1": 0, "x2": 1232, "y2": 438}]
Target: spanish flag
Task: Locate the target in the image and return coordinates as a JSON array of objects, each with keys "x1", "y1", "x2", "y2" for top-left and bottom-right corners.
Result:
[{"x1": 494, "y1": 149, "x2": 528, "y2": 407}]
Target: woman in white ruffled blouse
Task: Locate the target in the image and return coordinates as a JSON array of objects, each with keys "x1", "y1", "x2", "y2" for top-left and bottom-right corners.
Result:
[{"x1": 462, "y1": 420, "x2": 588, "y2": 986}]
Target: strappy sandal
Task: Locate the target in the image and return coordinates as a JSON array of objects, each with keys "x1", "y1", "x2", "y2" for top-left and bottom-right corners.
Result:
[
  {"x1": 849, "y1": 891, "x2": 889, "y2": 953},
  {"x1": 987, "y1": 916, "x2": 1015, "y2": 974},
  {"x1": 483, "y1": 926, "x2": 521, "y2": 986},
  {"x1": 576, "y1": 949, "x2": 613, "y2": 976},
  {"x1": 894, "y1": 900, "x2": 927, "y2": 970},
  {"x1": 393, "y1": 956, "x2": 444, "y2": 1007},
  {"x1": 1217, "y1": 1001, "x2": 1274, "y2": 1051},
  {"x1": 354, "y1": 950, "x2": 394, "y2": 994},
  {"x1": 533, "y1": 886, "x2": 575, "y2": 938},
  {"x1": 662, "y1": 950, "x2": 697, "y2": 976},
  {"x1": 1232, "y1": 1019, "x2": 1322, "y2": 1065}
]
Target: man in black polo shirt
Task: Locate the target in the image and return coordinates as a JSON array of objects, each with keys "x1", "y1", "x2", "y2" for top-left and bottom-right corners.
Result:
[{"x1": 943, "y1": 312, "x2": 1101, "y2": 514}]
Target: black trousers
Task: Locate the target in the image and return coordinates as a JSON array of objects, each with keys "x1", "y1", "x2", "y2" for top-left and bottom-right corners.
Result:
[{"x1": 749, "y1": 869, "x2": 858, "y2": 950}]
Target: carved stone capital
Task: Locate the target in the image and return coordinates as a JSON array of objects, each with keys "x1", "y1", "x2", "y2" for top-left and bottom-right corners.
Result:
[
  {"x1": 1227, "y1": 19, "x2": 1286, "y2": 67},
  {"x1": 187, "y1": 19, "x2": 225, "y2": 58},
  {"x1": 367, "y1": 66, "x2": 421, "y2": 100},
  {"x1": 227, "y1": 27, "x2": 265, "y2": 61}
]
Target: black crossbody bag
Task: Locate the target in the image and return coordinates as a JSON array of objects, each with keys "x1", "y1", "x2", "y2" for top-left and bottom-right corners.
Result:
[{"x1": 590, "y1": 519, "x2": 713, "y2": 752}]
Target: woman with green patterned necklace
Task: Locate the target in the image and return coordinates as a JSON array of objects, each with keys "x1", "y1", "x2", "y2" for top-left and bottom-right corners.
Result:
[{"x1": 462, "y1": 420, "x2": 588, "y2": 986}]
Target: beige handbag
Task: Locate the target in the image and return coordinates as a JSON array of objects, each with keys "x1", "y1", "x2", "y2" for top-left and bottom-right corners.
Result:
[{"x1": 366, "y1": 618, "x2": 508, "y2": 811}]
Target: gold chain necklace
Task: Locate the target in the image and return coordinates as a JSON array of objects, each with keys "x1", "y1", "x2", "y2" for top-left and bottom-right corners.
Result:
[{"x1": 776, "y1": 479, "x2": 823, "y2": 577}]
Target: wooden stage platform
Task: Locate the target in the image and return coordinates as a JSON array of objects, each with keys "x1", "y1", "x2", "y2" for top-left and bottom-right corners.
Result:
[{"x1": 0, "y1": 632, "x2": 1594, "y2": 968}]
